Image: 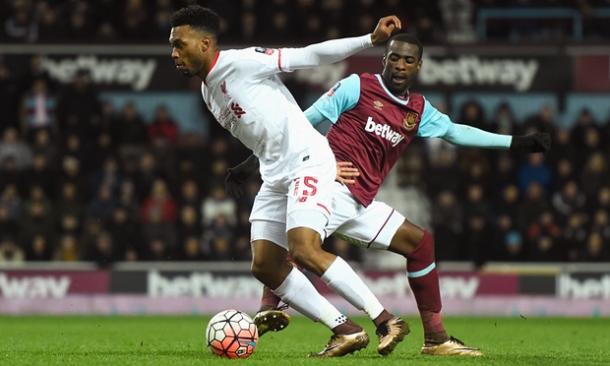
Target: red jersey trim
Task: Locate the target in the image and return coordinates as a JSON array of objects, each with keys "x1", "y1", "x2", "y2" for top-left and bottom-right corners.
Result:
[
  {"x1": 367, "y1": 208, "x2": 395, "y2": 247},
  {"x1": 278, "y1": 49, "x2": 284, "y2": 72},
  {"x1": 204, "y1": 51, "x2": 220, "y2": 85},
  {"x1": 316, "y1": 203, "x2": 331, "y2": 216}
]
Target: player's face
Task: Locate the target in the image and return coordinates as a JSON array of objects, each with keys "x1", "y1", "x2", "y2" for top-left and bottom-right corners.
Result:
[
  {"x1": 381, "y1": 41, "x2": 422, "y2": 95},
  {"x1": 169, "y1": 26, "x2": 207, "y2": 77}
]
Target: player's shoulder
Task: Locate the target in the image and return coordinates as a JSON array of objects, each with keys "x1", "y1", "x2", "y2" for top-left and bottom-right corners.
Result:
[
  {"x1": 358, "y1": 72, "x2": 377, "y2": 81},
  {"x1": 232, "y1": 46, "x2": 279, "y2": 60}
]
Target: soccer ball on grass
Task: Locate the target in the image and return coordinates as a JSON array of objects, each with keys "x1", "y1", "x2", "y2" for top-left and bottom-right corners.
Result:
[{"x1": 205, "y1": 309, "x2": 258, "y2": 359}]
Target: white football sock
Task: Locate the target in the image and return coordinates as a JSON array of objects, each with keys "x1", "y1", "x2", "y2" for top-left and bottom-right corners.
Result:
[
  {"x1": 322, "y1": 257, "x2": 384, "y2": 320},
  {"x1": 272, "y1": 267, "x2": 347, "y2": 329}
]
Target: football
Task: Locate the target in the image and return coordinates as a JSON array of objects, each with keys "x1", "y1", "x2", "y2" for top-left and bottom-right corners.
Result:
[{"x1": 205, "y1": 309, "x2": 259, "y2": 359}]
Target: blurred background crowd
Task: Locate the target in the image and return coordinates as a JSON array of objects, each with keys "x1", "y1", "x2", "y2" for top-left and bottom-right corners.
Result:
[
  {"x1": 2, "y1": 0, "x2": 610, "y2": 44},
  {"x1": 0, "y1": 0, "x2": 609, "y2": 266}
]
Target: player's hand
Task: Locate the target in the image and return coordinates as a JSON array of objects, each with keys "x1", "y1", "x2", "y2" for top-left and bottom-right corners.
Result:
[
  {"x1": 224, "y1": 155, "x2": 260, "y2": 199},
  {"x1": 336, "y1": 161, "x2": 360, "y2": 185},
  {"x1": 509, "y1": 132, "x2": 551, "y2": 153},
  {"x1": 371, "y1": 15, "x2": 402, "y2": 46}
]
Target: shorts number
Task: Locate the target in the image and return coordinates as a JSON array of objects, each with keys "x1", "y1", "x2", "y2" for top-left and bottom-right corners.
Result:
[{"x1": 293, "y1": 176, "x2": 318, "y2": 202}]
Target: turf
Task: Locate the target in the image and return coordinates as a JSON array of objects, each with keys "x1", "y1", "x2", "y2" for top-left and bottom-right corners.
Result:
[{"x1": 0, "y1": 316, "x2": 608, "y2": 366}]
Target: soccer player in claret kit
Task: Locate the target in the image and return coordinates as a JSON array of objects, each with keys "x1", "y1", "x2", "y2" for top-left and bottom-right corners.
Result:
[
  {"x1": 169, "y1": 5, "x2": 411, "y2": 357},
  {"x1": 227, "y1": 33, "x2": 551, "y2": 356}
]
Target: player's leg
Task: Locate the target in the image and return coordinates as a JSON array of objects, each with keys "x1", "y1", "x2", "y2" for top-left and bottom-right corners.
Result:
[
  {"x1": 286, "y1": 164, "x2": 402, "y2": 355},
  {"x1": 337, "y1": 202, "x2": 481, "y2": 356},
  {"x1": 387, "y1": 221, "x2": 481, "y2": 356},
  {"x1": 250, "y1": 222, "x2": 367, "y2": 357}
]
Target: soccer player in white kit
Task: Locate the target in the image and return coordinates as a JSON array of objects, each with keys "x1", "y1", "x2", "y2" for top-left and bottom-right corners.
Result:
[{"x1": 169, "y1": 6, "x2": 407, "y2": 357}]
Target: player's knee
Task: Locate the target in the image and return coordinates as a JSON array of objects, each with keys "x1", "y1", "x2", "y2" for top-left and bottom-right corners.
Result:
[
  {"x1": 251, "y1": 257, "x2": 274, "y2": 283},
  {"x1": 390, "y1": 221, "x2": 425, "y2": 257},
  {"x1": 288, "y1": 243, "x2": 318, "y2": 269}
]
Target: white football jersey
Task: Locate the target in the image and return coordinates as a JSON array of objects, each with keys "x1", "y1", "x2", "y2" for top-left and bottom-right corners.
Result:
[{"x1": 201, "y1": 47, "x2": 329, "y2": 184}]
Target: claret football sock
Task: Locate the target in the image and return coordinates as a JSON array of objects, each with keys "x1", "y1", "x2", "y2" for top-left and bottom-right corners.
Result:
[
  {"x1": 406, "y1": 230, "x2": 448, "y2": 343},
  {"x1": 321, "y1": 256, "x2": 385, "y2": 320},
  {"x1": 272, "y1": 267, "x2": 347, "y2": 329}
]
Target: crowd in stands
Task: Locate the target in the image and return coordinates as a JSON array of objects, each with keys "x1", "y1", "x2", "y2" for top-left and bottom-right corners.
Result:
[
  {"x1": 1, "y1": 0, "x2": 610, "y2": 45},
  {"x1": 1, "y1": 50, "x2": 609, "y2": 266}
]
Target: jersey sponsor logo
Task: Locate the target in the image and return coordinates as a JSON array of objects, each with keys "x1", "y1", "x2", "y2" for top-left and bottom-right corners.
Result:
[
  {"x1": 255, "y1": 47, "x2": 275, "y2": 55},
  {"x1": 230, "y1": 102, "x2": 246, "y2": 119},
  {"x1": 373, "y1": 100, "x2": 384, "y2": 110},
  {"x1": 364, "y1": 116, "x2": 405, "y2": 147},
  {"x1": 403, "y1": 111, "x2": 418, "y2": 130}
]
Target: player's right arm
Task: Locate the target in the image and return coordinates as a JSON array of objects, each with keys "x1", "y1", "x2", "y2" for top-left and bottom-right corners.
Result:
[
  {"x1": 280, "y1": 15, "x2": 400, "y2": 72},
  {"x1": 239, "y1": 16, "x2": 400, "y2": 78}
]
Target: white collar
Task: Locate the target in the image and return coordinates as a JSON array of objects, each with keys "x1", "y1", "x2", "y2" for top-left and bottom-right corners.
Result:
[{"x1": 375, "y1": 74, "x2": 410, "y2": 105}]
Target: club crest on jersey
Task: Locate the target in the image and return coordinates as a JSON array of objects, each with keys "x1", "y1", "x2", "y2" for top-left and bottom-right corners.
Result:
[
  {"x1": 403, "y1": 111, "x2": 418, "y2": 130},
  {"x1": 255, "y1": 47, "x2": 275, "y2": 55},
  {"x1": 373, "y1": 100, "x2": 384, "y2": 110}
]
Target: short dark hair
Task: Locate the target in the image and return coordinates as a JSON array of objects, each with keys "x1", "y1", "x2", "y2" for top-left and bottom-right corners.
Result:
[
  {"x1": 386, "y1": 33, "x2": 423, "y2": 59},
  {"x1": 170, "y1": 5, "x2": 220, "y2": 36}
]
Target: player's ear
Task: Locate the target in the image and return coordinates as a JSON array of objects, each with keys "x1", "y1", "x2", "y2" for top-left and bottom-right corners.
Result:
[
  {"x1": 200, "y1": 37, "x2": 211, "y2": 53},
  {"x1": 382, "y1": 54, "x2": 387, "y2": 68}
]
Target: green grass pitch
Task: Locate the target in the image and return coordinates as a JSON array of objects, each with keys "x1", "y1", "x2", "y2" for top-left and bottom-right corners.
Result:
[{"x1": 1, "y1": 316, "x2": 609, "y2": 365}]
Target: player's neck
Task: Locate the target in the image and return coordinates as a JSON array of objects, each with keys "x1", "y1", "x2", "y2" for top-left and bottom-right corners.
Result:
[
  {"x1": 199, "y1": 50, "x2": 220, "y2": 81},
  {"x1": 380, "y1": 75, "x2": 410, "y2": 99}
]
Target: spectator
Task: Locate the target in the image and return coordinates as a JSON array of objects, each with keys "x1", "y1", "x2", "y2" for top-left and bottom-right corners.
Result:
[
  {"x1": 177, "y1": 205, "x2": 202, "y2": 246},
  {"x1": 202, "y1": 185, "x2": 237, "y2": 226},
  {"x1": 148, "y1": 105, "x2": 179, "y2": 146},
  {"x1": 87, "y1": 184, "x2": 116, "y2": 222},
  {"x1": 107, "y1": 205, "x2": 141, "y2": 259},
  {"x1": 0, "y1": 237, "x2": 25, "y2": 263},
  {"x1": 579, "y1": 232, "x2": 608, "y2": 262},
  {"x1": 0, "y1": 61, "x2": 20, "y2": 128},
  {"x1": 57, "y1": 69, "x2": 102, "y2": 139},
  {"x1": 25, "y1": 234, "x2": 53, "y2": 261},
  {"x1": 140, "y1": 178, "x2": 177, "y2": 224},
  {"x1": 115, "y1": 102, "x2": 148, "y2": 146},
  {"x1": 54, "y1": 234, "x2": 79, "y2": 262},
  {"x1": 552, "y1": 180, "x2": 586, "y2": 221},
  {"x1": 20, "y1": 78, "x2": 56, "y2": 137},
  {"x1": 517, "y1": 153, "x2": 552, "y2": 194},
  {"x1": 0, "y1": 127, "x2": 33, "y2": 170},
  {"x1": 85, "y1": 231, "x2": 116, "y2": 266},
  {"x1": 180, "y1": 236, "x2": 204, "y2": 260}
]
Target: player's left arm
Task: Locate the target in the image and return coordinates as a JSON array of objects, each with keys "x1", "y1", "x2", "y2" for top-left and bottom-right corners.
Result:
[
  {"x1": 279, "y1": 16, "x2": 401, "y2": 71},
  {"x1": 418, "y1": 99, "x2": 551, "y2": 153}
]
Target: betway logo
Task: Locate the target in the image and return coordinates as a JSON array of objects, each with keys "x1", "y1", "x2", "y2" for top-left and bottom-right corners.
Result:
[
  {"x1": 419, "y1": 56, "x2": 538, "y2": 91},
  {"x1": 148, "y1": 271, "x2": 261, "y2": 298},
  {"x1": 558, "y1": 274, "x2": 610, "y2": 299},
  {"x1": 362, "y1": 274, "x2": 479, "y2": 299},
  {"x1": 365, "y1": 117, "x2": 404, "y2": 147},
  {"x1": 0, "y1": 273, "x2": 70, "y2": 299},
  {"x1": 42, "y1": 56, "x2": 156, "y2": 90}
]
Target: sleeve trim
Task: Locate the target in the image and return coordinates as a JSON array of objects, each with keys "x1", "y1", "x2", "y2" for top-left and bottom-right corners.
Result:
[{"x1": 278, "y1": 48, "x2": 284, "y2": 72}]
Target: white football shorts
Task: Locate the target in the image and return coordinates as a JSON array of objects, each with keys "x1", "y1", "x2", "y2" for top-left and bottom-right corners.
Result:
[
  {"x1": 250, "y1": 147, "x2": 336, "y2": 250},
  {"x1": 252, "y1": 180, "x2": 405, "y2": 250}
]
